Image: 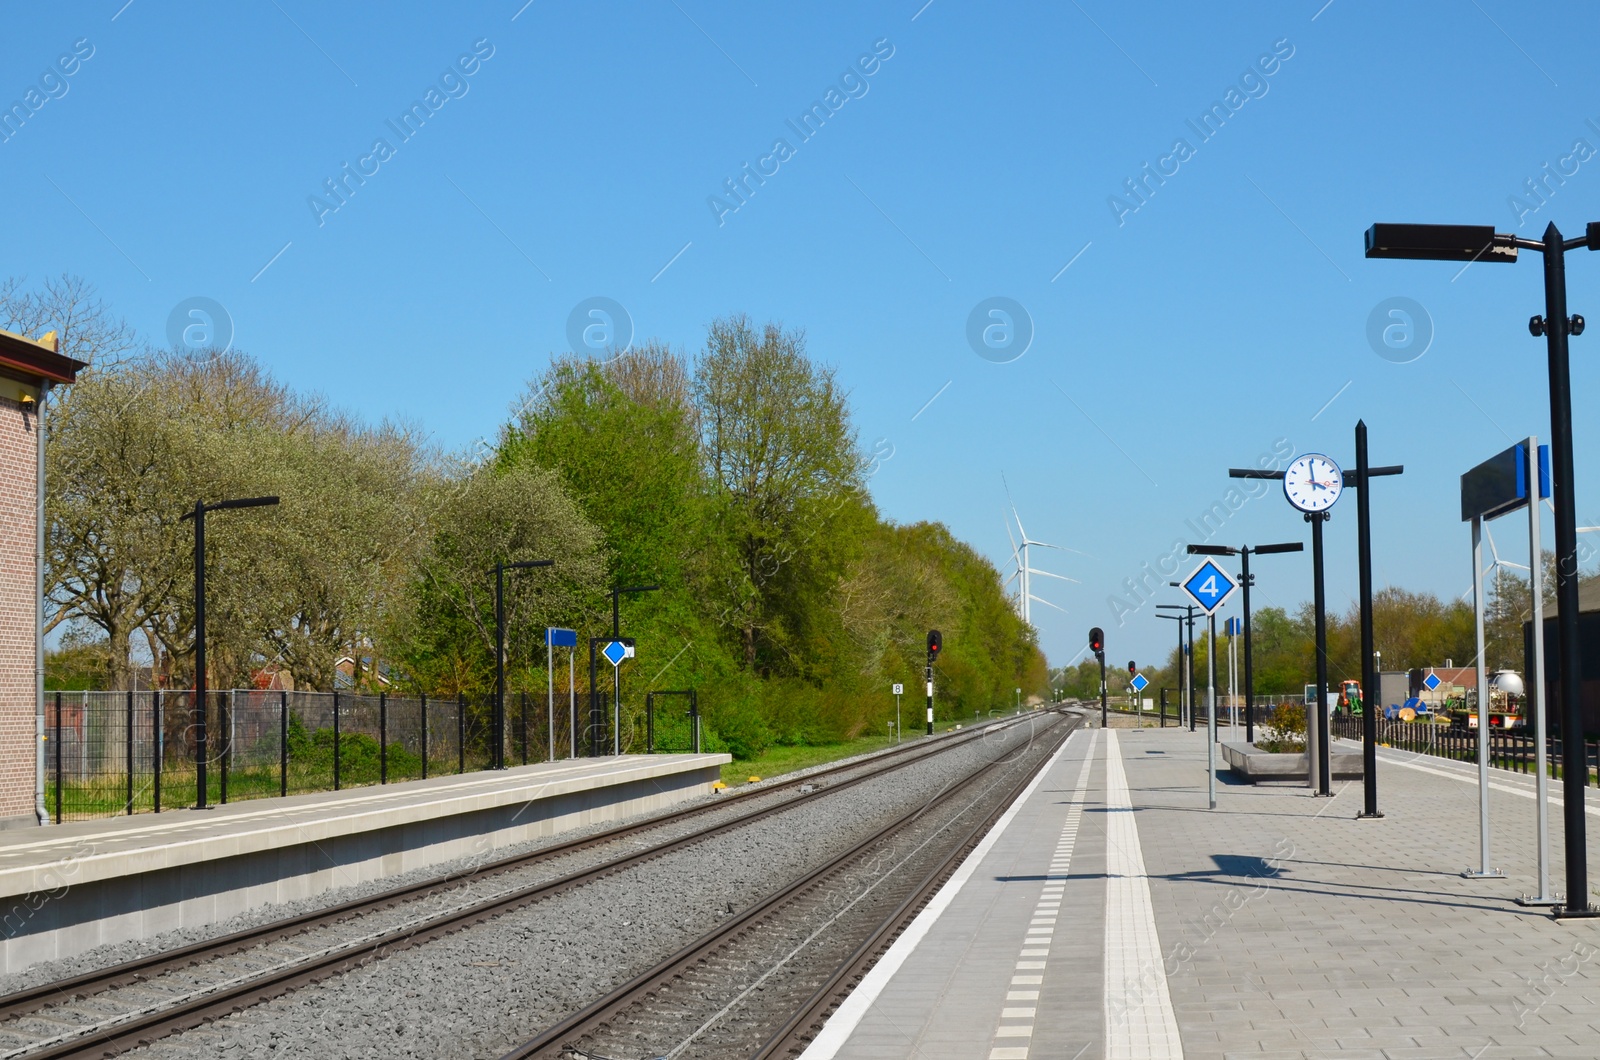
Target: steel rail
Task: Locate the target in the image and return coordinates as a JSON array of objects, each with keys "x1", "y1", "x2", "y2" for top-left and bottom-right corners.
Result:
[
  {"x1": 498, "y1": 712, "x2": 1077, "y2": 1060},
  {"x1": 0, "y1": 713, "x2": 1051, "y2": 1059}
]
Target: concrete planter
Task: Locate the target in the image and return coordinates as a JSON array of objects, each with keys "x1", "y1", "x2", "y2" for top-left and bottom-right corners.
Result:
[{"x1": 1221, "y1": 741, "x2": 1363, "y2": 783}]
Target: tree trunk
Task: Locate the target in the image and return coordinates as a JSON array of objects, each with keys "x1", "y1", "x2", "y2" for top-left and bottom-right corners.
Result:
[{"x1": 107, "y1": 624, "x2": 131, "y2": 690}]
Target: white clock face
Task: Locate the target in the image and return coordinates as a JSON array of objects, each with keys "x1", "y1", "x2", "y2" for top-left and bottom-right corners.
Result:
[{"x1": 1284, "y1": 453, "x2": 1343, "y2": 513}]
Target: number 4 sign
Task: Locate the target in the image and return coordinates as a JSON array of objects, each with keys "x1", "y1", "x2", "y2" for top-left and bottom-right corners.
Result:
[{"x1": 1182, "y1": 558, "x2": 1238, "y2": 615}]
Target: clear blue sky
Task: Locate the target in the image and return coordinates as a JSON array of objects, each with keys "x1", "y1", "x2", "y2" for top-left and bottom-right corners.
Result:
[{"x1": 7, "y1": 1, "x2": 1600, "y2": 671}]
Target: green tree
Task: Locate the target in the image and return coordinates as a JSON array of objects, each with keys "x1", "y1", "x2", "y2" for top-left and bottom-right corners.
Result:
[{"x1": 694, "y1": 316, "x2": 864, "y2": 673}]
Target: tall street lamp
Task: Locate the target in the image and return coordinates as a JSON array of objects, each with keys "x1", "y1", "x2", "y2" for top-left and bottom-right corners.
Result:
[
  {"x1": 1186, "y1": 541, "x2": 1303, "y2": 744},
  {"x1": 1367, "y1": 220, "x2": 1598, "y2": 918},
  {"x1": 180, "y1": 495, "x2": 279, "y2": 809},
  {"x1": 1155, "y1": 610, "x2": 1188, "y2": 726},
  {"x1": 491, "y1": 559, "x2": 554, "y2": 770},
  {"x1": 1158, "y1": 600, "x2": 1199, "y2": 730}
]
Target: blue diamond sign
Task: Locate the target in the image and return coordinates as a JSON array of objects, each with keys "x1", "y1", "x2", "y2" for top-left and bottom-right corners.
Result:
[
  {"x1": 1422, "y1": 671, "x2": 1441, "y2": 692},
  {"x1": 1130, "y1": 673, "x2": 1149, "y2": 694},
  {"x1": 601, "y1": 639, "x2": 630, "y2": 667},
  {"x1": 1182, "y1": 558, "x2": 1237, "y2": 615}
]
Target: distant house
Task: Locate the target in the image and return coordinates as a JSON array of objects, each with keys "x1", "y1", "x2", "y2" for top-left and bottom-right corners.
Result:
[
  {"x1": 0, "y1": 327, "x2": 86, "y2": 827},
  {"x1": 1526, "y1": 579, "x2": 1600, "y2": 737},
  {"x1": 333, "y1": 656, "x2": 395, "y2": 691}
]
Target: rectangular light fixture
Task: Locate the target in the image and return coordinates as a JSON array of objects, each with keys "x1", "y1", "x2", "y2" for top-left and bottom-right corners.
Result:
[{"x1": 1364, "y1": 223, "x2": 1517, "y2": 262}]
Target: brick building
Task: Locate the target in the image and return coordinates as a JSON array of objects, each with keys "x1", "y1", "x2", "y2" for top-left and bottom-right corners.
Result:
[{"x1": 0, "y1": 328, "x2": 84, "y2": 827}]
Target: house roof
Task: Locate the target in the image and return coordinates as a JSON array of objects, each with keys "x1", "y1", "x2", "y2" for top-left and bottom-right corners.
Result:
[
  {"x1": 1535, "y1": 577, "x2": 1600, "y2": 620},
  {"x1": 0, "y1": 326, "x2": 87, "y2": 386}
]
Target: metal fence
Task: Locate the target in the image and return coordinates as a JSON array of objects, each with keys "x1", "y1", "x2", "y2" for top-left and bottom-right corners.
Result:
[
  {"x1": 43, "y1": 688, "x2": 613, "y2": 823},
  {"x1": 1331, "y1": 715, "x2": 1600, "y2": 781}
]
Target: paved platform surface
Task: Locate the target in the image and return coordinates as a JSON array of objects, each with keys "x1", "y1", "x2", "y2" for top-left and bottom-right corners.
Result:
[
  {"x1": 0, "y1": 754, "x2": 726, "y2": 896},
  {"x1": 804, "y1": 723, "x2": 1600, "y2": 1059}
]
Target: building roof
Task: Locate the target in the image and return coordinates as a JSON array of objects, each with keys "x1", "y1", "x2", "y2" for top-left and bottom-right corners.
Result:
[
  {"x1": 1535, "y1": 577, "x2": 1600, "y2": 620},
  {"x1": 0, "y1": 326, "x2": 87, "y2": 386}
]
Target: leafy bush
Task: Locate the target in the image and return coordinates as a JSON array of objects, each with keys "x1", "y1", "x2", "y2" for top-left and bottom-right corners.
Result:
[{"x1": 1257, "y1": 702, "x2": 1307, "y2": 754}]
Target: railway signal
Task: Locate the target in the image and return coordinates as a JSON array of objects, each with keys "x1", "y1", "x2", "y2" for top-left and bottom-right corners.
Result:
[
  {"x1": 1088, "y1": 627, "x2": 1107, "y2": 727},
  {"x1": 925, "y1": 629, "x2": 941, "y2": 735}
]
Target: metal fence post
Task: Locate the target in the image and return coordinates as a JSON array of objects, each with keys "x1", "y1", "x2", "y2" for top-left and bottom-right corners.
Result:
[
  {"x1": 457, "y1": 693, "x2": 465, "y2": 774},
  {"x1": 220, "y1": 691, "x2": 229, "y2": 805},
  {"x1": 153, "y1": 688, "x2": 162, "y2": 814},
  {"x1": 420, "y1": 692, "x2": 428, "y2": 780},
  {"x1": 379, "y1": 691, "x2": 388, "y2": 785},
  {"x1": 125, "y1": 688, "x2": 134, "y2": 815},
  {"x1": 646, "y1": 693, "x2": 654, "y2": 754},
  {"x1": 333, "y1": 689, "x2": 341, "y2": 791},
  {"x1": 53, "y1": 692, "x2": 62, "y2": 824},
  {"x1": 280, "y1": 690, "x2": 289, "y2": 797},
  {"x1": 520, "y1": 691, "x2": 528, "y2": 767},
  {"x1": 691, "y1": 691, "x2": 701, "y2": 754}
]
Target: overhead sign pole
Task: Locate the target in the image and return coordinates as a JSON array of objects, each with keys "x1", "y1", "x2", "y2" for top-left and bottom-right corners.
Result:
[
  {"x1": 546, "y1": 628, "x2": 577, "y2": 761},
  {"x1": 1182, "y1": 557, "x2": 1238, "y2": 810},
  {"x1": 1466, "y1": 514, "x2": 1501, "y2": 880},
  {"x1": 1524, "y1": 437, "x2": 1555, "y2": 906},
  {"x1": 1459, "y1": 440, "x2": 1552, "y2": 884}
]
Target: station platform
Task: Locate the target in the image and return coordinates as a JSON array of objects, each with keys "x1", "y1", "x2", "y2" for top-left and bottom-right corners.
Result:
[
  {"x1": 0, "y1": 753, "x2": 727, "y2": 973},
  {"x1": 803, "y1": 724, "x2": 1600, "y2": 1060}
]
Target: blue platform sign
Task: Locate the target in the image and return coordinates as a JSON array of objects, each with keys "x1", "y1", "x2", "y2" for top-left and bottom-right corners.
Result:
[
  {"x1": 601, "y1": 639, "x2": 630, "y2": 667},
  {"x1": 1224, "y1": 617, "x2": 1243, "y2": 637},
  {"x1": 1460, "y1": 442, "x2": 1550, "y2": 522},
  {"x1": 1422, "y1": 671, "x2": 1441, "y2": 693},
  {"x1": 1182, "y1": 559, "x2": 1237, "y2": 615},
  {"x1": 546, "y1": 627, "x2": 577, "y2": 648},
  {"x1": 1130, "y1": 672, "x2": 1149, "y2": 694}
]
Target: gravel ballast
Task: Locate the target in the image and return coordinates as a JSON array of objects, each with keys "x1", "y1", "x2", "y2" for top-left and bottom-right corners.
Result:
[{"x1": 117, "y1": 714, "x2": 1069, "y2": 1059}]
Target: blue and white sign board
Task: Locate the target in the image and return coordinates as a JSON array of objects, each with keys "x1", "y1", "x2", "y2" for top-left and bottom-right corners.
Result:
[
  {"x1": 546, "y1": 627, "x2": 577, "y2": 648},
  {"x1": 1422, "y1": 671, "x2": 1441, "y2": 693},
  {"x1": 1224, "y1": 617, "x2": 1243, "y2": 637},
  {"x1": 1130, "y1": 673, "x2": 1149, "y2": 694},
  {"x1": 601, "y1": 639, "x2": 631, "y2": 667},
  {"x1": 1460, "y1": 442, "x2": 1551, "y2": 522},
  {"x1": 1182, "y1": 559, "x2": 1238, "y2": 615}
]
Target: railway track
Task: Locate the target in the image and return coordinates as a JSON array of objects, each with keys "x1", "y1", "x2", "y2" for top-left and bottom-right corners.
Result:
[
  {"x1": 498, "y1": 709, "x2": 1080, "y2": 1060},
  {"x1": 0, "y1": 710, "x2": 1056, "y2": 1060}
]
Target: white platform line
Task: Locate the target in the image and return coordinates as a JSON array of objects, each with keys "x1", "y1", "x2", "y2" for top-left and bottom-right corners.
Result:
[
  {"x1": 799, "y1": 724, "x2": 1087, "y2": 1060},
  {"x1": 982, "y1": 740, "x2": 1095, "y2": 1060},
  {"x1": 1103, "y1": 729, "x2": 1184, "y2": 1059}
]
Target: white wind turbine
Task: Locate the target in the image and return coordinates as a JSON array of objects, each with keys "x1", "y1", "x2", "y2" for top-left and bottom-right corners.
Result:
[
  {"x1": 1460, "y1": 522, "x2": 1531, "y2": 602},
  {"x1": 1002, "y1": 475, "x2": 1082, "y2": 625}
]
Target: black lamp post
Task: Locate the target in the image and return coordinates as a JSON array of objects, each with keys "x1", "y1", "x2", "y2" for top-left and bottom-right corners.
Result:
[
  {"x1": 1155, "y1": 611, "x2": 1187, "y2": 727},
  {"x1": 1366, "y1": 220, "x2": 1597, "y2": 917},
  {"x1": 180, "y1": 495, "x2": 278, "y2": 809},
  {"x1": 1158, "y1": 600, "x2": 1199, "y2": 730},
  {"x1": 491, "y1": 559, "x2": 554, "y2": 770},
  {"x1": 1186, "y1": 541, "x2": 1303, "y2": 744}
]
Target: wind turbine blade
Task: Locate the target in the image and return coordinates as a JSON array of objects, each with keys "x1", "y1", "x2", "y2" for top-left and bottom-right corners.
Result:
[
  {"x1": 1028, "y1": 594, "x2": 1068, "y2": 614},
  {"x1": 1030, "y1": 542, "x2": 1091, "y2": 557},
  {"x1": 1028, "y1": 568, "x2": 1081, "y2": 584}
]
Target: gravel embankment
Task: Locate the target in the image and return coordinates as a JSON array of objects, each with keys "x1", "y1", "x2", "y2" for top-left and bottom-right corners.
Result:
[
  {"x1": 0, "y1": 723, "x2": 1003, "y2": 1002},
  {"x1": 124, "y1": 713, "x2": 1066, "y2": 1059}
]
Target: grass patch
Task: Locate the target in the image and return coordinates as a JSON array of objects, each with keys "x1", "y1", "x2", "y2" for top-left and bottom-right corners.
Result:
[{"x1": 719, "y1": 715, "x2": 1000, "y2": 787}]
